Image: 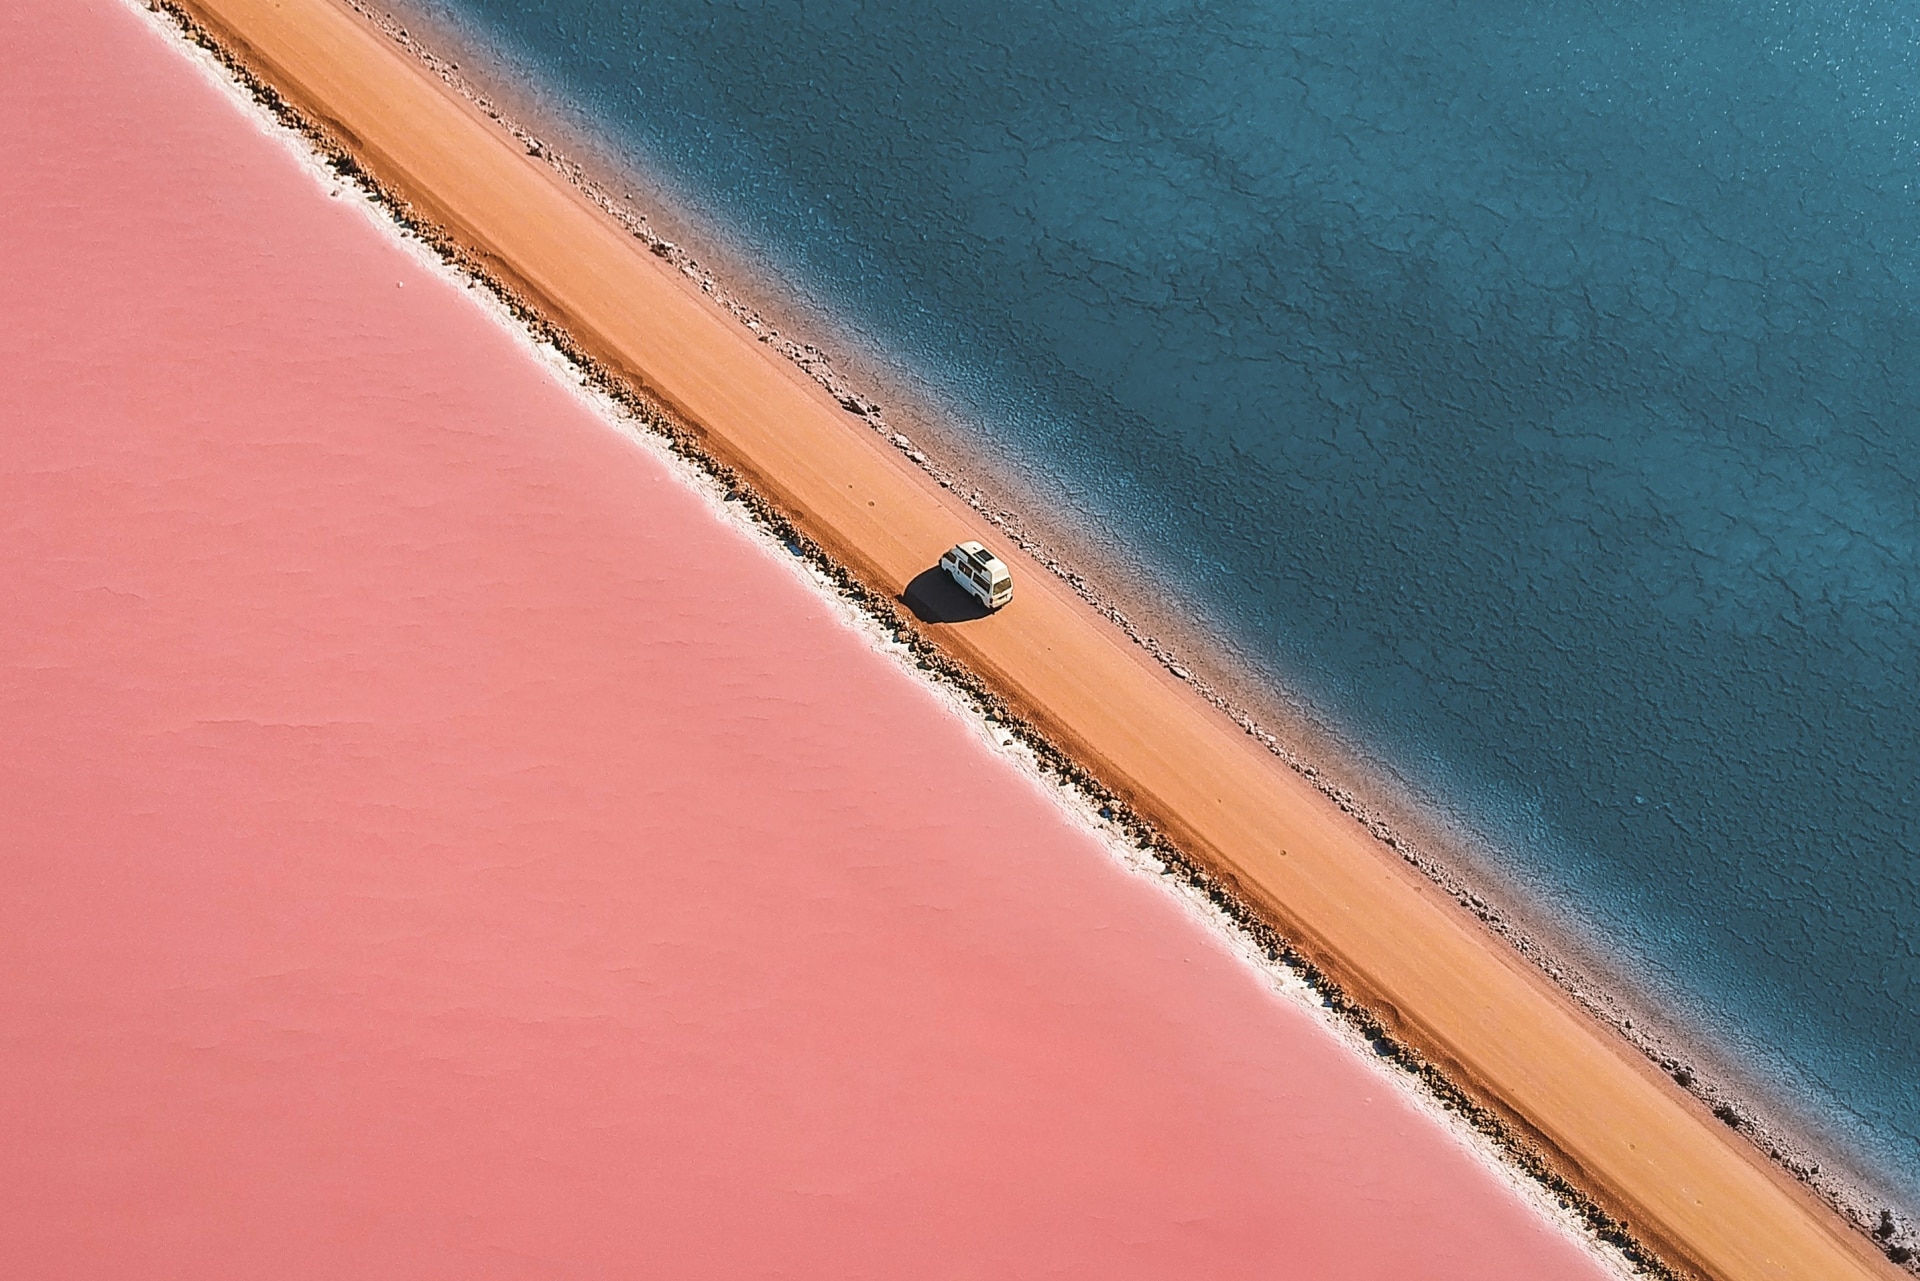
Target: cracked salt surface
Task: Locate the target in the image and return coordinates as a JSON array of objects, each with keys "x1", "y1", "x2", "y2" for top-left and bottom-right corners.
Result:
[{"x1": 412, "y1": 0, "x2": 1920, "y2": 1227}]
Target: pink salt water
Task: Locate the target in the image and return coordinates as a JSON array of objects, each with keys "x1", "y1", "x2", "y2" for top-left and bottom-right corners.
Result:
[{"x1": 0, "y1": 2, "x2": 1614, "y2": 1276}]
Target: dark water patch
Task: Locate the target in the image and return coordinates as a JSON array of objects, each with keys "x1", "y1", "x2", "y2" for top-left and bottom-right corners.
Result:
[{"x1": 410, "y1": 0, "x2": 1920, "y2": 1205}]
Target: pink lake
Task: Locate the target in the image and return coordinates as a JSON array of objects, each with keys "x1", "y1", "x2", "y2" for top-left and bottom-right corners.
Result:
[{"x1": 0, "y1": 2, "x2": 1614, "y2": 1277}]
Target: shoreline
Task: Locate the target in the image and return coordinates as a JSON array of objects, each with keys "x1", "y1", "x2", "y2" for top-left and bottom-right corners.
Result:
[
  {"x1": 324, "y1": 0, "x2": 1917, "y2": 1244},
  {"x1": 145, "y1": 1, "x2": 1908, "y2": 1276}
]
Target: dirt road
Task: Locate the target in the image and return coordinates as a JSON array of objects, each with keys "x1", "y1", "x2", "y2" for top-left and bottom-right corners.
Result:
[{"x1": 166, "y1": 1, "x2": 1897, "y2": 1275}]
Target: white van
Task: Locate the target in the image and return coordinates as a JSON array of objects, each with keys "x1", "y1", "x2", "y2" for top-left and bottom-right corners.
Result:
[{"x1": 941, "y1": 540, "x2": 1014, "y2": 610}]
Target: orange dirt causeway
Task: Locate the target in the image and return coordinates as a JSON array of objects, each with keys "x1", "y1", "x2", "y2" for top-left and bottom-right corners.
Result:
[{"x1": 168, "y1": 1, "x2": 1898, "y2": 1276}]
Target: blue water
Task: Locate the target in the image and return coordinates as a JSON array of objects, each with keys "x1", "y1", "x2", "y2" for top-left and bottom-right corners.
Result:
[{"x1": 417, "y1": 0, "x2": 1920, "y2": 1201}]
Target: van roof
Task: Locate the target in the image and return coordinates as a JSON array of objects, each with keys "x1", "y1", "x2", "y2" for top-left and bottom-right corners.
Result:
[{"x1": 952, "y1": 540, "x2": 1008, "y2": 575}]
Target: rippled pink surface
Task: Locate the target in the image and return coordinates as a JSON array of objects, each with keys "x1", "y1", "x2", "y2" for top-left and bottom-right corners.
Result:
[{"x1": 0, "y1": 3, "x2": 1613, "y2": 1277}]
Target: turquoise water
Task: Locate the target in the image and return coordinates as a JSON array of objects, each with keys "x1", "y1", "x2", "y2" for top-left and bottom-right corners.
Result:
[{"x1": 419, "y1": 0, "x2": 1920, "y2": 1201}]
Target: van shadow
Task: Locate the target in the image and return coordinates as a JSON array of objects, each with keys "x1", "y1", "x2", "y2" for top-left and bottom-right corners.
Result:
[{"x1": 901, "y1": 566, "x2": 991, "y2": 624}]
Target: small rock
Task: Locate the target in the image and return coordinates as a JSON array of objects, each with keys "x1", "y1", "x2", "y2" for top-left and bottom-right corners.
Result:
[{"x1": 1672, "y1": 1067, "x2": 1694, "y2": 1087}]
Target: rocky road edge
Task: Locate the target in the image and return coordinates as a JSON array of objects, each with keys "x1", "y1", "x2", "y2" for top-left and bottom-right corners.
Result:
[{"x1": 143, "y1": 2, "x2": 1917, "y2": 1273}]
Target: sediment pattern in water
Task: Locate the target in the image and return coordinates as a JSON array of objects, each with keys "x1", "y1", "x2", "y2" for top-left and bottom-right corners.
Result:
[{"x1": 417, "y1": 0, "x2": 1920, "y2": 1202}]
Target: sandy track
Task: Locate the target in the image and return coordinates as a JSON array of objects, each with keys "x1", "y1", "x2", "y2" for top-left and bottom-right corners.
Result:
[{"x1": 163, "y1": 1, "x2": 1895, "y2": 1276}]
